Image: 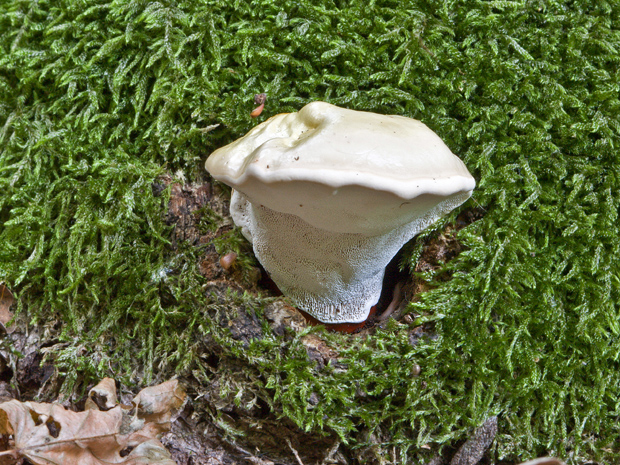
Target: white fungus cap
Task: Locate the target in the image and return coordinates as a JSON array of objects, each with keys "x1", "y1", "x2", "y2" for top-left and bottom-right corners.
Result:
[
  {"x1": 206, "y1": 102, "x2": 475, "y2": 324},
  {"x1": 206, "y1": 101, "x2": 475, "y2": 235}
]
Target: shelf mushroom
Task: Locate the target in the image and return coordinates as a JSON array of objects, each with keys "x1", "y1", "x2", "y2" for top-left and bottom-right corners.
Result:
[{"x1": 206, "y1": 102, "x2": 475, "y2": 325}]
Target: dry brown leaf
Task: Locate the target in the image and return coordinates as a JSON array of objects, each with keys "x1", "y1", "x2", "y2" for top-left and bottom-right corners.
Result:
[
  {"x1": 85, "y1": 378, "x2": 117, "y2": 411},
  {"x1": 0, "y1": 284, "x2": 15, "y2": 334},
  {"x1": 0, "y1": 378, "x2": 185, "y2": 465},
  {"x1": 131, "y1": 379, "x2": 185, "y2": 427}
]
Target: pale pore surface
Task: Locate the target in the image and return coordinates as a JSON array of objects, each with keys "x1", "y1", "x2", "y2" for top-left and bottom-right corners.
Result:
[{"x1": 231, "y1": 190, "x2": 472, "y2": 323}]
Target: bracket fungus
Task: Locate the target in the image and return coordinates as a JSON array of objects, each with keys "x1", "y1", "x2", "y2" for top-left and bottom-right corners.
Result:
[{"x1": 206, "y1": 102, "x2": 475, "y2": 325}]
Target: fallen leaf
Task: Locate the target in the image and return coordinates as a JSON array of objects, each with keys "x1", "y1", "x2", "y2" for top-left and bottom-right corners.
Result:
[
  {"x1": 131, "y1": 379, "x2": 185, "y2": 427},
  {"x1": 0, "y1": 378, "x2": 185, "y2": 465},
  {"x1": 250, "y1": 93, "x2": 267, "y2": 117},
  {"x1": 0, "y1": 284, "x2": 15, "y2": 333},
  {"x1": 85, "y1": 378, "x2": 117, "y2": 411}
]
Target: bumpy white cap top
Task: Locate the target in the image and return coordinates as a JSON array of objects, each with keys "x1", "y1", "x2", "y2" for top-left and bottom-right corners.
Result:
[{"x1": 206, "y1": 102, "x2": 475, "y2": 235}]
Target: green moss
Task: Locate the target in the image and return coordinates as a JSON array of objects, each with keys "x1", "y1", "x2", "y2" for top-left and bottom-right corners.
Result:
[{"x1": 1, "y1": 0, "x2": 619, "y2": 463}]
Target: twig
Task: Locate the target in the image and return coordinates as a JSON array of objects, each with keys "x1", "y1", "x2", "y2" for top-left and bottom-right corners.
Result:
[
  {"x1": 286, "y1": 438, "x2": 304, "y2": 465},
  {"x1": 321, "y1": 439, "x2": 340, "y2": 465},
  {"x1": 376, "y1": 281, "x2": 404, "y2": 322},
  {"x1": 231, "y1": 442, "x2": 253, "y2": 456},
  {"x1": 417, "y1": 34, "x2": 436, "y2": 57},
  {"x1": 519, "y1": 459, "x2": 565, "y2": 465},
  {"x1": 198, "y1": 124, "x2": 220, "y2": 133}
]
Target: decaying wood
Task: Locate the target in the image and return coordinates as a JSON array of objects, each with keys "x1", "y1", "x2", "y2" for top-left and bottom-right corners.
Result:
[{"x1": 449, "y1": 416, "x2": 498, "y2": 465}]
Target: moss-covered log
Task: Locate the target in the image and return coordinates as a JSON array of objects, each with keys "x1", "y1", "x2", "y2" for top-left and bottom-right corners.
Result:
[{"x1": 1, "y1": 0, "x2": 619, "y2": 463}]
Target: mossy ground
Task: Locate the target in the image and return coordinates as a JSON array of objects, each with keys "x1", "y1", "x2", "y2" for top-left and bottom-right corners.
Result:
[{"x1": 1, "y1": 0, "x2": 619, "y2": 463}]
